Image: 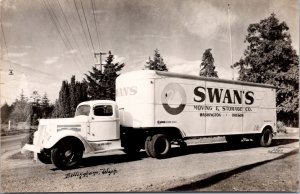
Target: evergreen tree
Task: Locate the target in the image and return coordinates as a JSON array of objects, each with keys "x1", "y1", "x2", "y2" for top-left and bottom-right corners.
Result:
[
  {"x1": 199, "y1": 48, "x2": 218, "y2": 78},
  {"x1": 85, "y1": 51, "x2": 125, "y2": 100},
  {"x1": 233, "y1": 13, "x2": 299, "y2": 126},
  {"x1": 52, "y1": 76, "x2": 88, "y2": 118},
  {"x1": 1, "y1": 102, "x2": 13, "y2": 124},
  {"x1": 58, "y1": 80, "x2": 71, "y2": 117},
  {"x1": 9, "y1": 90, "x2": 32, "y2": 123},
  {"x1": 69, "y1": 76, "x2": 78, "y2": 114},
  {"x1": 41, "y1": 93, "x2": 50, "y2": 107},
  {"x1": 51, "y1": 100, "x2": 60, "y2": 118},
  {"x1": 30, "y1": 91, "x2": 41, "y2": 107},
  {"x1": 145, "y1": 49, "x2": 168, "y2": 71}
]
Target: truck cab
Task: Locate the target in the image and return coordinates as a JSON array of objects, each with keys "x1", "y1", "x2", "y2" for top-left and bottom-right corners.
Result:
[
  {"x1": 22, "y1": 100, "x2": 123, "y2": 170},
  {"x1": 76, "y1": 100, "x2": 120, "y2": 142}
]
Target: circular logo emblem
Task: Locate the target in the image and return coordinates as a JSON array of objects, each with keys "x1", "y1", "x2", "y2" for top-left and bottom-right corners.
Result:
[{"x1": 161, "y1": 83, "x2": 187, "y2": 115}]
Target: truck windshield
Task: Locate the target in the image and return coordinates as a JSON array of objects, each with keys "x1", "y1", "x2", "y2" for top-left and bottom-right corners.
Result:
[{"x1": 75, "y1": 105, "x2": 90, "y2": 116}]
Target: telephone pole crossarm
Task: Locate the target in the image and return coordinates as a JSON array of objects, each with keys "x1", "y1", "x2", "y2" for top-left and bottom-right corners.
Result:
[{"x1": 94, "y1": 52, "x2": 107, "y2": 73}]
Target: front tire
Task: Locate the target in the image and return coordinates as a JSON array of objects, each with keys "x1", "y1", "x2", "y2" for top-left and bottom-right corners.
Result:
[
  {"x1": 148, "y1": 134, "x2": 171, "y2": 159},
  {"x1": 257, "y1": 128, "x2": 273, "y2": 147},
  {"x1": 51, "y1": 140, "x2": 83, "y2": 170},
  {"x1": 37, "y1": 150, "x2": 51, "y2": 164}
]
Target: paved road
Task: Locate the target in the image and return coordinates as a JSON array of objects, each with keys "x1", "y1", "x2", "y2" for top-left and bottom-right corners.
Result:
[
  {"x1": 1, "y1": 134, "x2": 28, "y2": 154},
  {"x1": 1, "y1": 134, "x2": 298, "y2": 192}
]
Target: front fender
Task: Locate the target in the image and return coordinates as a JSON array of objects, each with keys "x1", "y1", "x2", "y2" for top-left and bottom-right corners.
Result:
[
  {"x1": 43, "y1": 130, "x2": 94, "y2": 153},
  {"x1": 260, "y1": 122, "x2": 276, "y2": 134}
]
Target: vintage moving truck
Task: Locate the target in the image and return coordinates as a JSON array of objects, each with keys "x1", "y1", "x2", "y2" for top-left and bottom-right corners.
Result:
[{"x1": 22, "y1": 70, "x2": 277, "y2": 169}]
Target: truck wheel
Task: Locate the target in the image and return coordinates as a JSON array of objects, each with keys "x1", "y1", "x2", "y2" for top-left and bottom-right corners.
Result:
[
  {"x1": 145, "y1": 136, "x2": 152, "y2": 157},
  {"x1": 257, "y1": 128, "x2": 273, "y2": 147},
  {"x1": 37, "y1": 150, "x2": 51, "y2": 164},
  {"x1": 148, "y1": 134, "x2": 171, "y2": 159},
  {"x1": 225, "y1": 136, "x2": 242, "y2": 144},
  {"x1": 51, "y1": 140, "x2": 83, "y2": 170}
]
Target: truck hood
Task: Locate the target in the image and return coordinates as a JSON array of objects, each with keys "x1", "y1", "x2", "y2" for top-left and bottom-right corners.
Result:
[{"x1": 39, "y1": 116, "x2": 88, "y2": 132}]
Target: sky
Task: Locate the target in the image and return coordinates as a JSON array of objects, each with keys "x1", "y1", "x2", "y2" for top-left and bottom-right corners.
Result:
[{"x1": 0, "y1": 0, "x2": 299, "y2": 105}]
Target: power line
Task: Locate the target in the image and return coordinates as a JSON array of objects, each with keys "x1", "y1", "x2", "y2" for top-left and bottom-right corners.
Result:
[
  {"x1": 43, "y1": 0, "x2": 82, "y2": 71},
  {"x1": 46, "y1": 0, "x2": 75, "y2": 52},
  {"x1": 1, "y1": 3, "x2": 8, "y2": 56},
  {"x1": 73, "y1": 0, "x2": 91, "y2": 52},
  {"x1": 56, "y1": 0, "x2": 87, "y2": 66},
  {"x1": 42, "y1": 0, "x2": 70, "y2": 53},
  {"x1": 1, "y1": 1, "x2": 13, "y2": 74},
  {"x1": 80, "y1": 0, "x2": 96, "y2": 54},
  {"x1": 91, "y1": 0, "x2": 101, "y2": 51}
]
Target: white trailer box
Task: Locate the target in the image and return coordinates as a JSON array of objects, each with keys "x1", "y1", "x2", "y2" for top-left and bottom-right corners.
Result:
[{"x1": 116, "y1": 70, "x2": 277, "y2": 138}]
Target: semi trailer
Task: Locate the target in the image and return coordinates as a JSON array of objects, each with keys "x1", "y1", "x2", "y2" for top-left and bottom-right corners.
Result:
[{"x1": 22, "y1": 70, "x2": 277, "y2": 170}]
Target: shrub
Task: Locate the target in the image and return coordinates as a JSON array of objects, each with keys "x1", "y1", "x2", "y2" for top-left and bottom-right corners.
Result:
[{"x1": 277, "y1": 121, "x2": 287, "y2": 133}]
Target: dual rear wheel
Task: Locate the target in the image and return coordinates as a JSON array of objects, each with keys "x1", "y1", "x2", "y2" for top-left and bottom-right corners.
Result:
[{"x1": 145, "y1": 134, "x2": 171, "y2": 158}]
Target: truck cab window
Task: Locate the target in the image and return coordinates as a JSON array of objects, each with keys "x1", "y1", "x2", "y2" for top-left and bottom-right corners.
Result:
[
  {"x1": 75, "y1": 105, "x2": 90, "y2": 116},
  {"x1": 94, "y1": 105, "x2": 113, "y2": 116}
]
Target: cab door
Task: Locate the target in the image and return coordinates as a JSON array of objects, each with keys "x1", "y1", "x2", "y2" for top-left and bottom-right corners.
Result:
[{"x1": 87, "y1": 104, "x2": 120, "y2": 142}]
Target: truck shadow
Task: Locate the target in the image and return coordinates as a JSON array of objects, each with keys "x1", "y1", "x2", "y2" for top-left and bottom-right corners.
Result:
[
  {"x1": 77, "y1": 153, "x2": 145, "y2": 168},
  {"x1": 167, "y1": 149, "x2": 299, "y2": 191},
  {"x1": 169, "y1": 138, "x2": 298, "y2": 158},
  {"x1": 63, "y1": 138, "x2": 298, "y2": 170}
]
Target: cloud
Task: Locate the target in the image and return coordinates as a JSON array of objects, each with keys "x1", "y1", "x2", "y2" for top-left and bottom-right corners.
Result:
[
  {"x1": 2, "y1": 22, "x2": 12, "y2": 27},
  {"x1": 1, "y1": 0, "x2": 17, "y2": 10},
  {"x1": 165, "y1": 55, "x2": 236, "y2": 80},
  {"x1": 113, "y1": 55, "x2": 125, "y2": 63},
  {"x1": 66, "y1": 49, "x2": 78, "y2": 54},
  {"x1": 44, "y1": 56, "x2": 59, "y2": 65},
  {"x1": 180, "y1": 1, "x2": 237, "y2": 41},
  {"x1": 24, "y1": 45, "x2": 32, "y2": 49},
  {"x1": 6, "y1": 52, "x2": 28, "y2": 58}
]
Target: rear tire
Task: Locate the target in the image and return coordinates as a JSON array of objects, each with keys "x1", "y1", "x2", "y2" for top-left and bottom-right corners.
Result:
[
  {"x1": 51, "y1": 140, "x2": 83, "y2": 170},
  {"x1": 144, "y1": 136, "x2": 152, "y2": 157},
  {"x1": 257, "y1": 128, "x2": 273, "y2": 147},
  {"x1": 148, "y1": 134, "x2": 171, "y2": 159},
  {"x1": 37, "y1": 150, "x2": 51, "y2": 164}
]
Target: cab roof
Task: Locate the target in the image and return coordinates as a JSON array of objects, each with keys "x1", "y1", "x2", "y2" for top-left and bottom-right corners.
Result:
[{"x1": 77, "y1": 100, "x2": 117, "y2": 107}]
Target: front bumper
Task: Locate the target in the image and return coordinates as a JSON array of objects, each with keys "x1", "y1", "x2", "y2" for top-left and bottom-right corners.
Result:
[{"x1": 21, "y1": 144, "x2": 41, "y2": 154}]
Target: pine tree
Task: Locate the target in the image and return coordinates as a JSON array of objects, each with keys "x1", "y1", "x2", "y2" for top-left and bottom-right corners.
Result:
[
  {"x1": 199, "y1": 48, "x2": 218, "y2": 78},
  {"x1": 85, "y1": 51, "x2": 125, "y2": 100},
  {"x1": 233, "y1": 13, "x2": 299, "y2": 126},
  {"x1": 145, "y1": 49, "x2": 168, "y2": 71}
]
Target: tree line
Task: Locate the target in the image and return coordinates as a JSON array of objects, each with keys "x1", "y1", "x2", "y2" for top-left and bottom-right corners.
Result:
[{"x1": 1, "y1": 13, "x2": 298, "y2": 127}]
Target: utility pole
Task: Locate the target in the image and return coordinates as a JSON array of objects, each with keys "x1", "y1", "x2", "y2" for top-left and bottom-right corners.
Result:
[
  {"x1": 227, "y1": 3, "x2": 234, "y2": 80},
  {"x1": 94, "y1": 52, "x2": 107, "y2": 73}
]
